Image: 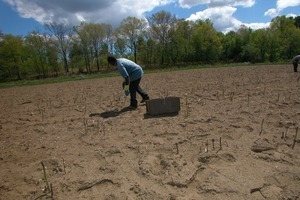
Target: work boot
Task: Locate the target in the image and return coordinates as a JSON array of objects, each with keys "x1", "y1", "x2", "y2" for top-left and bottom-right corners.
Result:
[
  {"x1": 130, "y1": 99, "x2": 138, "y2": 108},
  {"x1": 140, "y1": 97, "x2": 150, "y2": 103}
]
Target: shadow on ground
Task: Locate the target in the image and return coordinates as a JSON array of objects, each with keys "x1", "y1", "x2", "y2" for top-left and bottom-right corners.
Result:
[{"x1": 89, "y1": 107, "x2": 136, "y2": 118}]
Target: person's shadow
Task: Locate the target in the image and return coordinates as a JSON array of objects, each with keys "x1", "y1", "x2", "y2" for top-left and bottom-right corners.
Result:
[{"x1": 89, "y1": 107, "x2": 135, "y2": 118}]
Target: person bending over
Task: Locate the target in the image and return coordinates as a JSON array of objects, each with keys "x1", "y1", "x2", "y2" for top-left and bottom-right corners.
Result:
[
  {"x1": 292, "y1": 54, "x2": 300, "y2": 72},
  {"x1": 107, "y1": 56, "x2": 150, "y2": 108}
]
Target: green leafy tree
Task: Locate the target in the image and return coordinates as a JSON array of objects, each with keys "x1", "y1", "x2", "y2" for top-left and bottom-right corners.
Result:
[
  {"x1": 251, "y1": 29, "x2": 270, "y2": 62},
  {"x1": 191, "y1": 19, "x2": 222, "y2": 63},
  {"x1": 168, "y1": 19, "x2": 193, "y2": 65},
  {"x1": 74, "y1": 23, "x2": 92, "y2": 72},
  {"x1": 23, "y1": 32, "x2": 60, "y2": 77},
  {"x1": 69, "y1": 42, "x2": 85, "y2": 73},
  {"x1": 269, "y1": 16, "x2": 299, "y2": 60},
  {"x1": 221, "y1": 31, "x2": 242, "y2": 62},
  {"x1": 136, "y1": 31, "x2": 155, "y2": 68},
  {"x1": 24, "y1": 33, "x2": 50, "y2": 77},
  {"x1": 294, "y1": 16, "x2": 300, "y2": 28},
  {"x1": 46, "y1": 41, "x2": 60, "y2": 76},
  {"x1": 0, "y1": 35, "x2": 24, "y2": 80},
  {"x1": 236, "y1": 25, "x2": 253, "y2": 62},
  {"x1": 267, "y1": 30, "x2": 281, "y2": 62}
]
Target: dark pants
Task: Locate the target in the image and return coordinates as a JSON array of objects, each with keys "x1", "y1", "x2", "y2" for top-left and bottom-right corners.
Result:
[
  {"x1": 129, "y1": 78, "x2": 149, "y2": 107},
  {"x1": 293, "y1": 62, "x2": 298, "y2": 72}
]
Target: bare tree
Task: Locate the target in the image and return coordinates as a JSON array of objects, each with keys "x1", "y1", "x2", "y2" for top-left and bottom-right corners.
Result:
[
  {"x1": 116, "y1": 17, "x2": 147, "y2": 63},
  {"x1": 45, "y1": 22, "x2": 74, "y2": 73},
  {"x1": 147, "y1": 10, "x2": 176, "y2": 65},
  {"x1": 74, "y1": 22, "x2": 113, "y2": 72},
  {"x1": 102, "y1": 23, "x2": 113, "y2": 58}
]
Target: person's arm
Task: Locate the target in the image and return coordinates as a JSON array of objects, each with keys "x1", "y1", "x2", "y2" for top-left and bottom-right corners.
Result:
[{"x1": 118, "y1": 63, "x2": 130, "y2": 85}]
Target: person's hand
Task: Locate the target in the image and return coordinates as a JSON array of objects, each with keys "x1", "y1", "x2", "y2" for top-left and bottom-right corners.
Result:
[
  {"x1": 122, "y1": 82, "x2": 128, "y2": 89},
  {"x1": 124, "y1": 76, "x2": 130, "y2": 85}
]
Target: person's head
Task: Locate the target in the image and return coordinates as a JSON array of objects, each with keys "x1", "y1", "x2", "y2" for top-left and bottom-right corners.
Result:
[{"x1": 107, "y1": 56, "x2": 117, "y2": 66}]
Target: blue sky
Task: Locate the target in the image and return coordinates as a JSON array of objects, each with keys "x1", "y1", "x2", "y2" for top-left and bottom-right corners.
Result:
[{"x1": 0, "y1": 0, "x2": 299, "y2": 36}]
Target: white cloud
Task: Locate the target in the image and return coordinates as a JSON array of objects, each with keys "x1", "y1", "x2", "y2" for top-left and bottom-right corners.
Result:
[
  {"x1": 115, "y1": 0, "x2": 174, "y2": 16},
  {"x1": 75, "y1": 14, "x2": 86, "y2": 22},
  {"x1": 178, "y1": 0, "x2": 207, "y2": 8},
  {"x1": 245, "y1": 22, "x2": 270, "y2": 31},
  {"x1": 186, "y1": 6, "x2": 242, "y2": 32},
  {"x1": 2, "y1": 0, "x2": 298, "y2": 34},
  {"x1": 265, "y1": 0, "x2": 300, "y2": 19},
  {"x1": 186, "y1": 6, "x2": 270, "y2": 33},
  {"x1": 277, "y1": 0, "x2": 300, "y2": 11},
  {"x1": 178, "y1": 0, "x2": 255, "y2": 8},
  {"x1": 264, "y1": 8, "x2": 279, "y2": 18},
  {"x1": 286, "y1": 13, "x2": 298, "y2": 18},
  {"x1": 3, "y1": 0, "x2": 174, "y2": 28},
  {"x1": 181, "y1": 0, "x2": 262, "y2": 32}
]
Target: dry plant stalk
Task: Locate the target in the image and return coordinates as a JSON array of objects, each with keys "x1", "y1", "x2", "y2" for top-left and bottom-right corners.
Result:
[
  {"x1": 164, "y1": 89, "x2": 169, "y2": 98},
  {"x1": 83, "y1": 118, "x2": 88, "y2": 134},
  {"x1": 229, "y1": 92, "x2": 234, "y2": 101},
  {"x1": 160, "y1": 89, "x2": 169, "y2": 98},
  {"x1": 175, "y1": 143, "x2": 179, "y2": 154},
  {"x1": 50, "y1": 183, "x2": 53, "y2": 198},
  {"x1": 102, "y1": 122, "x2": 106, "y2": 137},
  {"x1": 292, "y1": 127, "x2": 298, "y2": 149},
  {"x1": 96, "y1": 119, "x2": 100, "y2": 134},
  {"x1": 74, "y1": 93, "x2": 79, "y2": 103},
  {"x1": 247, "y1": 94, "x2": 250, "y2": 106},
  {"x1": 281, "y1": 131, "x2": 285, "y2": 139},
  {"x1": 41, "y1": 109, "x2": 44, "y2": 121},
  {"x1": 284, "y1": 127, "x2": 288, "y2": 138},
  {"x1": 62, "y1": 111, "x2": 65, "y2": 122},
  {"x1": 38, "y1": 105, "x2": 45, "y2": 121},
  {"x1": 62, "y1": 158, "x2": 66, "y2": 174},
  {"x1": 185, "y1": 96, "x2": 190, "y2": 118},
  {"x1": 41, "y1": 162, "x2": 53, "y2": 198},
  {"x1": 259, "y1": 118, "x2": 265, "y2": 135}
]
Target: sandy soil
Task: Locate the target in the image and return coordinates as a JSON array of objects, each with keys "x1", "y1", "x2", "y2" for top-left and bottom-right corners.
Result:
[{"x1": 0, "y1": 64, "x2": 299, "y2": 200}]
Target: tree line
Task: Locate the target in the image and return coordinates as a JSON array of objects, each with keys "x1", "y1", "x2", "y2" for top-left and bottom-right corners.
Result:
[{"x1": 0, "y1": 11, "x2": 299, "y2": 82}]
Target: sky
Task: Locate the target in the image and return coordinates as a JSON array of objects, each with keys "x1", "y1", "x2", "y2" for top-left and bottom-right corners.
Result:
[{"x1": 0, "y1": 0, "x2": 299, "y2": 36}]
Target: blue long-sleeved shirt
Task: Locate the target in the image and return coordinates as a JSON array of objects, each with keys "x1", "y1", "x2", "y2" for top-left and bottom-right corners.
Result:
[
  {"x1": 116, "y1": 58, "x2": 143, "y2": 81},
  {"x1": 292, "y1": 55, "x2": 300, "y2": 63}
]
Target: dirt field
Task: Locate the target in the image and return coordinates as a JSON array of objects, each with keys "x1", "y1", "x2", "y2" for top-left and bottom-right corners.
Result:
[{"x1": 0, "y1": 64, "x2": 299, "y2": 200}]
